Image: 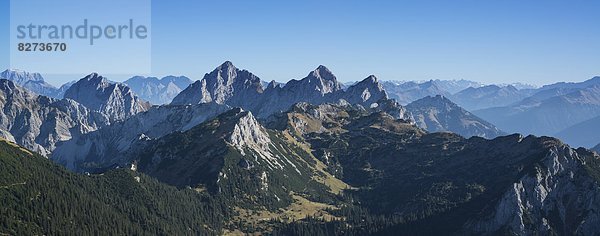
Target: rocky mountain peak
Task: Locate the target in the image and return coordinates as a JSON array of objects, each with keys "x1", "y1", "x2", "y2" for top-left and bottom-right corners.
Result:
[
  {"x1": 79, "y1": 72, "x2": 112, "y2": 89},
  {"x1": 209, "y1": 61, "x2": 239, "y2": 84},
  {"x1": 217, "y1": 60, "x2": 236, "y2": 70},
  {"x1": 305, "y1": 65, "x2": 341, "y2": 92},
  {"x1": 0, "y1": 69, "x2": 61, "y2": 98},
  {"x1": 311, "y1": 65, "x2": 336, "y2": 81},
  {"x1": 171, "y1": 61, "x2": 264, "y2": 106},
  {"x1": 344, "y1": 75, "x2": 388, "y2": 105},
  {"x1": 1, "y1": 69, "x2": 45, "y2": 83},
  {"x1": 225, "y1": 109, "x2": 272, "y2": 157},
  {"x1": 64, "y1": 73, "x2": 150, "y2": 123}
]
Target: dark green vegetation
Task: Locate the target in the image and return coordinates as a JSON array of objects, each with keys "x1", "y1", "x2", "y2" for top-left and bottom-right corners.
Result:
[
  {"x1": 2, "y1": 103, "x2": 600, "y2": 235},
  {"x1": 129, "y1": 108, "x2": 339, "y2": 211},
  {"x1": 0, "y1": 139, "x2": 227, "y2": 235},
  {"x1": 269, "y1": 103, "x2": 600, "y2": 235}
]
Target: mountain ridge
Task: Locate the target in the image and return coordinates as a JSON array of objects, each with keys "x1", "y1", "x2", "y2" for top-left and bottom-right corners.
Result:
[
  {"x1": 64, "y1": 73, "x2": 151, "y2": 123},
  {"x1": 0, "y1": 79, "x2": 108, "y2": 156},
  {"x1": 406, "y1": 95, "x2": 505, "y2": 138}
]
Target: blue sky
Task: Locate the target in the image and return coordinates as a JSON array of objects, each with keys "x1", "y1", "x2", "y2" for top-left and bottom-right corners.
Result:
[{"x1": 1, "y1": 0, "x2": 600, "y2": 86}]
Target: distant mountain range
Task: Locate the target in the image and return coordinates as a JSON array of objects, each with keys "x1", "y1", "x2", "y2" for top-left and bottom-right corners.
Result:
[
  {"x1": 451, "y1": 85, "x2": 535, "y2": 111},
  {"x1": 406, "y1": 95, "x2": 505, "y2": 139},
  {"x1": 0, "y1": 69, "x2": 62, "y2": 98},
  {"x1": 555, "y1": 115, "x2": 600, "y2": 148},
  {"x1": 381, "y1": 80, "x2": 452, "y2": 105},
  {"x1": 475, "y1": 79, "x2": 600, "y2": 146},
  {"x1": 124, "y1": 75, "x2": 193, "y2": 104}
]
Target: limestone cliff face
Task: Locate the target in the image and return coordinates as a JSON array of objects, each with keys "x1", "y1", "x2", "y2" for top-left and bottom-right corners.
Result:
[
  {"x1": 52, "y1": 103, "x2": 230, "y2": 170},
  {"x1": 0, "y1": 79, "x2": 108, "y2": 156},
  {"x1": 64, "y1": 73, "x2": 151, "y2": 123},
  {"x1": 171, "y1": 61, "x2": 413, "y2": 121},
  {"x1": 464, "y1": 146, "x2": 600, "y2": 235}
]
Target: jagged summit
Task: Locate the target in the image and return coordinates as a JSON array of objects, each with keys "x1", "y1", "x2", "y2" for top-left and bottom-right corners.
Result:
[
  {"x1": 344, "y1": 75, "x2": 388, "y2": 105},
  {"x1": 310, "y1": 65, "x2": 336, "y2": 81},
  {"x1": 64, "y1": 73, "x2": 150, "y2": 123},
  {"x1": 172, "y1": 62, "x2": 411, "y2": 121},
  {"x1": 0, "y1": 69, "x2": 61, "y2": 98},
  {"x1": 301, "y1": 65, "x2": 342, "y2": 93},
  {"x1": 78, "y1": 72, "x2": 111, "y2": 88},
  {"x1": 1, "y1": 69, "x2": 45, "y2": 83},
  {"x1": 0, "y1": 78, "x2": 108, "y2": 155},
  {"x1": 218, "y1": 60, "x2": 236, "y2": 69},
  {"x1": 365, "y1": 75, "x2": 378, "y2": 82},
  {"x1": 171, "y1": 61, "x2": 263, "y2": 106}
]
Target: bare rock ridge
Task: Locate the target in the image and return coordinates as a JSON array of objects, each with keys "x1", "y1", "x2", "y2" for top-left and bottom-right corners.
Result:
[
  {"x1": 0, "y1": 69, "x2": 60, "y2": 98},
  {"x1": 64, "y1": 73, "x2": 151, "y2": 123},
  {"x1": 344, "y1": 75, "x2": 388, "y2": 105},
  {"x1": 52, "y1": 103, "x2": 230, "y2": 170},
  {"x1": 170, "y1": 61, "x2": 264, "y2": 107},
  {"x1": 0, "y1": 79, "x2": 108, "y2": 156},
  {"x1": 171, "y1": 61, "x2": 410, "y2": 120},
  {"x1": 273, "y1": 104, "x2": 600, "y2": 235},
  {"x1": 117, "y1": 107, "x2": 340, "y2": 211}
]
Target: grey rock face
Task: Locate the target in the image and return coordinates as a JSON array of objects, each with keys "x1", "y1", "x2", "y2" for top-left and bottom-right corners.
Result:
[
  {"x1": 464, "y1": 146, "x2": 600, "y2": 235},
  {"x1": 172, "y1": 62, "x2": 412, "y2": 121},
  {"x1": 406, "y1": 95, "x2": 505, "y2": 138},
  {"x1": 124, "y1": 75, "x2": 193, "y2": 105},
  {"x1": 592, "y1": 144, "x2": 599, "y2": 153},
  {"x1": 171, "y1": 61, "x2": 264, "y2": 107},
  {"x1": 52, "y1": 103, "x2": 230, "y2": 170},
  {"x1": 64, "y1": 73, "x2": 151, "y2": 123},
  {"x1": 344, "y1": 75, "x2": 388, "y2": 105},
  {"x1": 0, "y1": 79, "x2": 109, "y2": 156},
  {"x1": 0, "y1": 69, "x2": 59, "y2": 98}
]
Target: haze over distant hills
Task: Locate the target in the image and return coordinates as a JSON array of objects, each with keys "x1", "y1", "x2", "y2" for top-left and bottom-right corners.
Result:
[
  {"x1": 124, "y1": 76, "x2": 193, "y2": 104},
  {"x1": 475, "y1": 78, "x2": 600, "y2": 146},
  {"x1": 406, "y1": 95, "x2": 505, "y2": 139}
]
